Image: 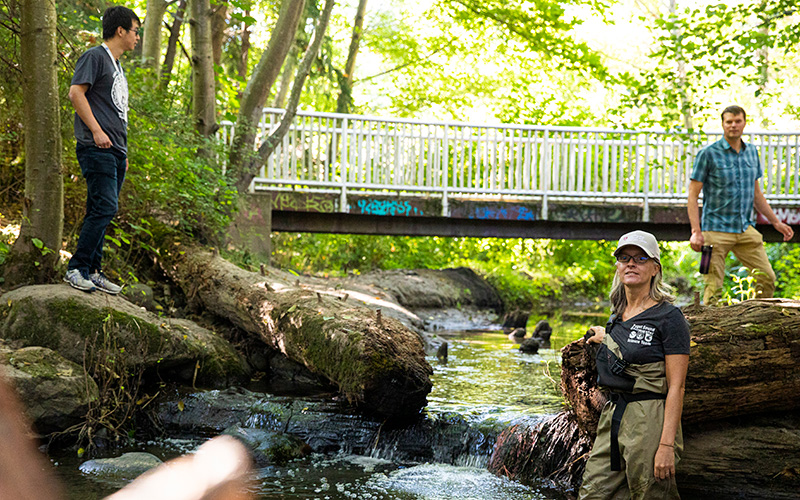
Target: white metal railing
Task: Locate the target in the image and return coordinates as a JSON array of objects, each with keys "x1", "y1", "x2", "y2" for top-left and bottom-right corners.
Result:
[{"x1": 219, "y1": 108, "x2": 800, "y2": 219}]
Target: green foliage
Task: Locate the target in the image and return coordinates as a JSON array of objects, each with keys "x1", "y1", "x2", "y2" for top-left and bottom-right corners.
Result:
[
  {"x1": 612, "y1": 0, "x2": 800, "y2": 129},
  {"x1": 771, "y1": 243, "x2": 800, "y2": 299},
  {"x1": 358, "y1": 0, "x2": 608, "y2": 123},
  {"x1": 721, "y1": 269, "x2": 762, "y2": 304},
  {"x1": 124, "y1": 68, "x2": 237, "y2": 242}
]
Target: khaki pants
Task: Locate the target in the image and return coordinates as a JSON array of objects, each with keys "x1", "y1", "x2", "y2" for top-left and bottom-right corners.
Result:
[
  {"x1": 579, "y1": 399, "x2": 682, "y2": 500},
  {"x1": 702, "y1": 226, "x2": 776, "y2": 305}
]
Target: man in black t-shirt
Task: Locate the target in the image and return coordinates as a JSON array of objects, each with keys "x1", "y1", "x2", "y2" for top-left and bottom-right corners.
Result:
[{"x1": 64, "y1": 6, "x2": 140, "y2": 294}]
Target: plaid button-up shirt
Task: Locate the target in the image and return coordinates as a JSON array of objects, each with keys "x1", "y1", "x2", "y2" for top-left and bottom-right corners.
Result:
[{"x1": 691, "y1": 138, "x2": 762, "y2": 233}]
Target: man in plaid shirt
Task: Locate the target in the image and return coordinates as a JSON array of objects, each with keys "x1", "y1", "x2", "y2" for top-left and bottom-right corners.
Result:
[{"x1": 688, "y1": 105, "x2": 794, "y2": 305}]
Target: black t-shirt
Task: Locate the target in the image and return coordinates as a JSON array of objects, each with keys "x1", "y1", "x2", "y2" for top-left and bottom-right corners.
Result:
[
  {"x1": 71, "y1": 45, "x2": 129, "y2": 155},
  {"x1": 607, "y1": 302, "x2": 691, "y2": 364}
]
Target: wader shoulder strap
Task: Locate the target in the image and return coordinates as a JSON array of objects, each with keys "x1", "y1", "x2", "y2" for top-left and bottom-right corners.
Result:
[{"x1": 609, "y1": 391, "x2": 667, "y2": 471}]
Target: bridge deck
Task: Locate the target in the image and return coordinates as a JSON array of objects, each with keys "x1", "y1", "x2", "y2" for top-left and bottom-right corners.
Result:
[{"x1": 221, "y1": 109, "x2": 800, "y2": 240}]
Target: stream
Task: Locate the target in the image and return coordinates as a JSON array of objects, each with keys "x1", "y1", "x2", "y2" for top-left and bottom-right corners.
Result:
[{"x1": 50, "y1": 315, "x2": 596, "y2": 500}]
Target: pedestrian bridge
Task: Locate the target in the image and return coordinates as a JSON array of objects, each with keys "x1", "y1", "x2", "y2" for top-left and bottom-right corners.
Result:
[{"x1": 221, "y1": 109, "x2": 800, "y2": 241}]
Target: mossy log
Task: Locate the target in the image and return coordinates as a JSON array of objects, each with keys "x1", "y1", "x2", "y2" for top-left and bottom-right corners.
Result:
[{"x1": 167, "y1": 248, "x2": 433, "y2": 420}]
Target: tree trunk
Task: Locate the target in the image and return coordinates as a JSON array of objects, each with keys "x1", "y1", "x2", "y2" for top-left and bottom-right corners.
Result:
[
  {"x1": 237, "y1": 9, "x2": 252, "y2": 82},
  {"x1": 211, "y1": 0, "x2": 229, "y2": 66},
  {"x1": 335, "y1": 0, "x2": 368, "y2": 114},
  {"x1": 189, "y1": 0, "x2": 216, "y2": 137},
  {"x1": 6, "y1": 0, "x2": 63, "y2": 285},
  {"x1": 166, "y1": 247, "x2": 433, "y2": 420},
  {"x1": 236, "y1": 0, "x2": 335, "y2": 193},
  {"x1": 141, "y1": 0, "x2": 169, "y2": 80},
  {"x1": 272, "y1": 46, "x2": 297, "y2": 108},
  {"x1": 669, "y1": 0, "x2": 693, "y2": 129},
  {"x1": 160, "y1": 0, "x2": 188, "y2": 91},
  {"x1": 228, "y1": 0, "x2": 306, "y2": 179}
]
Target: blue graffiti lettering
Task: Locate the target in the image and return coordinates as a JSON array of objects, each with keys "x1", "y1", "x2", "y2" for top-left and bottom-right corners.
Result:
[
  {"x1": 517, "y1": 206, "x2": 536, "y2": 221},
  {"x1": 357, "y1": 199, "x2": 423, "y2": 217},
  {"x1": 470, "y1": 205, "x2": 537, "y2": 221}
]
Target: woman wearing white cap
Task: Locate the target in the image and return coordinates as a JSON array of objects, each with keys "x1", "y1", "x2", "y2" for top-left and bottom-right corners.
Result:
[{"x1": 578, "y1": 230, "x2": 690, "y2": 499}]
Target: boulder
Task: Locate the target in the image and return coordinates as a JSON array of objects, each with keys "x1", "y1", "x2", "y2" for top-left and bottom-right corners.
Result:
[
  {"x1": 519, "y1": 338, "x2": 540, "y2": 354},
  {"x1": 0, "y1": 342, "x2": 99, "y2": 434},
  {"x1": 222, "y1": 425, "x2": 311, "y2": 465},
  {"x1": 0, "y1": 285, "x2": 249, "y2": 388},
  {"x1": 531, "y1": 320, "x2": 552, "y2": 341},
  {"x1": 508, "y1": 327, "x2": 526, "y2": 339},
  {"x1": 346, "y1": 267, "x2": 503, "y2": 310},
  {"x1": 79, "y1": 452, "x2": 163, "y2": 484},
  {"x1": 502, "y1": 310, "x2": 529, "y2": 332}
]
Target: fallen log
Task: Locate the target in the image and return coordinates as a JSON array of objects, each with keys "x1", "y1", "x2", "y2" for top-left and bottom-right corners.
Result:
[
  {"x1": 563, "y1": 298, "x2": 800, "y2": 429},
  {"x1": 491, "y1": 299, "x2": 800, "y2": 498},
  {"x1": 166, "y1": 248, "x2": 433, "y2": 420}
]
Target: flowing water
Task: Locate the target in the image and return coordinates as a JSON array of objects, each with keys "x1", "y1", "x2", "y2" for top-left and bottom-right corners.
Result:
[{"x1": 51, "y1": 314, "x2": 599, "y2": 500}]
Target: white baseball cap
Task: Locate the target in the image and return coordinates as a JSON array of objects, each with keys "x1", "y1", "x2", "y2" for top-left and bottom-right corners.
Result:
[{"x1": 614, "y1": 230, "x2": 660, "y2": 260}]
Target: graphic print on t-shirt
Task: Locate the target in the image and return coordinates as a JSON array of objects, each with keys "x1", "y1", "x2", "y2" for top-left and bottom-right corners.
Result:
[
  {"x1": 628, "y1": 323, "x2": 655, "y2": 345},
  {"x1": 110, "y1": 68, "x2": 128, "y2": 124}
]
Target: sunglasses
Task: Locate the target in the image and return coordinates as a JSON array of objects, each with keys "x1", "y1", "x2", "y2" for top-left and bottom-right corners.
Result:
[{"x1": 616, "y1": 254, "x2": 652, "y2": 264}]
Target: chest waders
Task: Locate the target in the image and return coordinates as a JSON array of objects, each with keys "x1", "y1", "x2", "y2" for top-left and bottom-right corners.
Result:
[
  {"x1": 594, "y1": 334, "x2": 669, "y2": 472},
  {"x1": 609, "y1": 391, "x2": 666, "y2": 471}
]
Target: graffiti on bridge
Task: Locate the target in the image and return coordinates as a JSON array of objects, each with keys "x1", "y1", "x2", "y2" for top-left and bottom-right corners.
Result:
[
  {"x1": 272, "y1": 192, "x2": 336, "y2": 213},
  {"x1": 758, "y1": 208, "x2": 800, "y2": 225},
  {"x1": 355, "y1": 199, "x2": 424, "y2": 217},
  {"x1": 549, "y1": 203, "x2": 643, "y2": 223},
  {"x1": 466, "y1": 205, "x2": 537, "y2": 221}
]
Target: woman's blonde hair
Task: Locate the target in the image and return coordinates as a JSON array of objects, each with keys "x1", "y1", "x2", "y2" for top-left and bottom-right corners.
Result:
[{"x1": 609, "y1": 258, "x2": 674, "y2": 314}]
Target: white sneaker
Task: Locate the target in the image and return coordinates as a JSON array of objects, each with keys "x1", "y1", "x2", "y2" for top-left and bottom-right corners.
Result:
[
  {"x1": 64, "y1": 269, "x2": 96, "y2": 292},
  {"x1": 89, "y1": 272, "x2": 123, "y2": 295}
]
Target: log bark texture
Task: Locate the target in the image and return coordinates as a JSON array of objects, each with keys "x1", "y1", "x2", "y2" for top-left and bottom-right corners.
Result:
[
  {"x1": 168, "y1": 248, "x2": 433, "y2": 420},
  {"x1": 488, "y1": 412, "x2": 592, "y2": 492}
]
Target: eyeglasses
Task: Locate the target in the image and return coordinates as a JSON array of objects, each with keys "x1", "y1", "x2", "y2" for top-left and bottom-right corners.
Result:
[
  {"x1": 616, "y1": 254, "x2": 652, "y2": 264},
  {"x1": 127, "y1": 27, "x2": 141, "y2": 35}
]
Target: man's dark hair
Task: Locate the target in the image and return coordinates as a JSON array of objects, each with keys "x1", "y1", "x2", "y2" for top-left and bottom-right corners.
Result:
[
  {"x1": 721, "y1": 105, "x2": 746, "y2": 121},
  {"x1": 102, "y1": 6, "x2": 140, "y2": 40}
]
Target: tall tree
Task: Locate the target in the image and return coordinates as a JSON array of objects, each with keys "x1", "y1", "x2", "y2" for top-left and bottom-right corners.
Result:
[
  {"x1": 335, "y1": 0, "x2": 368, "y2": 113},
  {"x1": 211, "y1": 0, "x2": 229, "y2": 66},
  {"x1": 669, "y1": 0, "x2": 692, "y2": 129},
  {"x1": 236, "y1": 0, "x2": 336, "y2": 192},
  {"x1": 236, "y1": 8, "x2": 252, "y2": 82},
  {"x1": 141, "y1": 0, "x2": 170, "y2": 80},
  {"x1": 160, "y1": 0, "x2": 188, "y2": 90},
  {"x1": 6, "y1": 0, "x2": 63, "y2": 284},
  {"x1": 228, "y1": 0, "x2": 306, "y2": 175},
  {"x1": 190, "y1": 0, "x2": 216, "y2": 137},
  {"x1": 273, "y1": 45, "x2": 298, "y2": 108}
]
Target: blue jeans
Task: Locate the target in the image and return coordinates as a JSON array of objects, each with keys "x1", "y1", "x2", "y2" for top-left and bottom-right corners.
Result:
[{"x1": 68, "y1": 145, "x2": 126, "y2": 274}]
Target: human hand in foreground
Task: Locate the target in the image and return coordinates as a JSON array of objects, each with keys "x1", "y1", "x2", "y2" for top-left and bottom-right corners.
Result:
[
  {"x1": 584, "y1": 326, "x2": 605, "y2": 344},
  {"x1": 654, "y1": 443, "x2": 676, "y2": 481},
  {"x1": 106, "y1": 436, "x2": 254, "y2": 500},
  {"x1": 0, "y1": 373, "x2": 64, "y2": 500}
]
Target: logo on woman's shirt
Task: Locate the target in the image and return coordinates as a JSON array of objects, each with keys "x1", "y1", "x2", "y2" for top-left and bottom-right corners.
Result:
[{"x1": 628, "y1": 323, "x2": 655, "y2": 345}]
